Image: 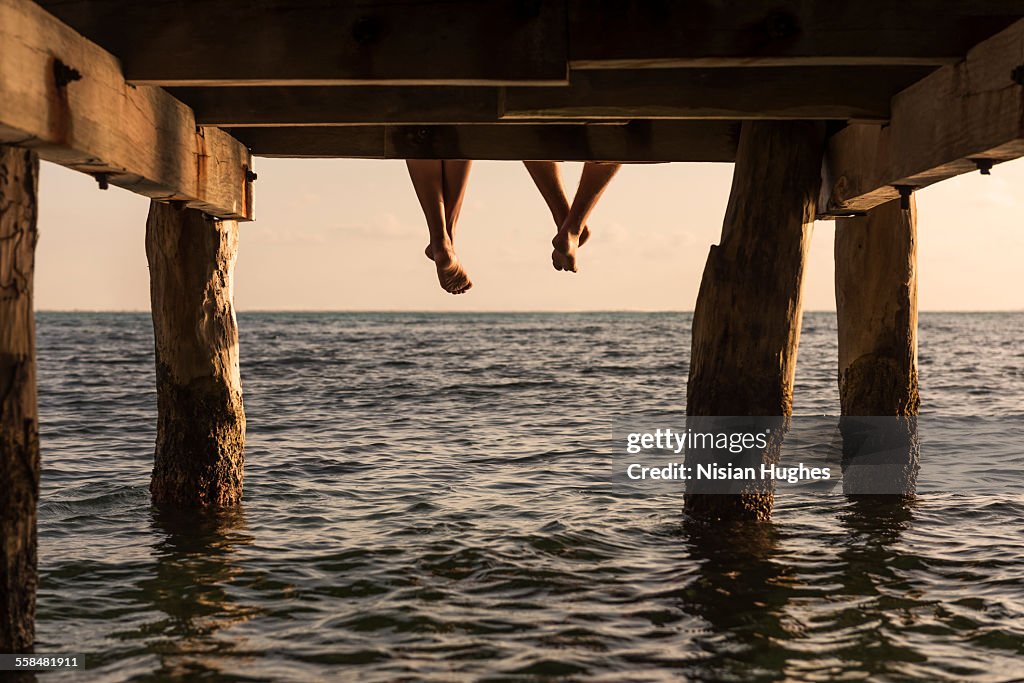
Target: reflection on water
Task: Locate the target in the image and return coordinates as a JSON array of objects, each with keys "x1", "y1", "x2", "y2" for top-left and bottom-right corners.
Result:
[
  {"x1": 33, "y1": 312, "x2": 1024, "y2": 681},
  {"x1": 135, "y1": 507, "x2": 259, "y2": 680},
  {"x1": 679, "y1": 520, "x2": 792, "y2": 681},
  {"x1": 839, "y1": 416, "x2": 920, "y2": 497}
]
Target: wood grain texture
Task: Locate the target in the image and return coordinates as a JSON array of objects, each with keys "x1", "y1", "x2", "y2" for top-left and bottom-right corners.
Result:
[
  {"x1": 0, "y1": 146, "x2": 39, "y2": 653},
  {"x1": 35, "y1": 0, "x2": 568, "y2": 86},
  {"x1": 146, "y1": 202, "x2": 245, "y2": 507},
  {"x1": 502, "y1": 67, "x2": 933, "y2": 121},
  {"x1": 821, "y1": 18, "x2": 1024, "y2": 216},
  {"x1": 835, "y1": 199, "x2": 920, "y2": 496},
  {"x1": 685, "y1": 121, "x2": 824, "y2": 521},
  {"x1": 835, "y1": 198, "x2": 919, "y2": 416},
  {"x1": 570, "y1": 0, "x2": 1023, "y2": 67},
  {"x1": 0, "y1": 0, "x2": 252, "y2": 220},
  {"x1": 233, "y1": 122, "x2": 740, "y2": 161}
]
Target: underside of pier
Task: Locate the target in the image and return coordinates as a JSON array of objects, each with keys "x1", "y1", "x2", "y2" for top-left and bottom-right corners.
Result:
[{"x1": 2, "y1": 0, "x2": 1024, "y2": 649}]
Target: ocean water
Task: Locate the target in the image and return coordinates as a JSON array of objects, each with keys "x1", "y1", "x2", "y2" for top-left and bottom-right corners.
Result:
[{"x1": 32, "y1": 312, "x2": 1024, "y2": 682}]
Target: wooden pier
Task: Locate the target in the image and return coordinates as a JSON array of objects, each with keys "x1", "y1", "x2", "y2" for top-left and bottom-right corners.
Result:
[{"x1": 3, "y1": 0, "x2": 1024, "y2": 653}]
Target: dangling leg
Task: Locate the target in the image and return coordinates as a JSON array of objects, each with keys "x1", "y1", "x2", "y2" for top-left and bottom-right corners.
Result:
[
  {"x1": 406, "y1": 160, "x2": 472, "y2": 294},
  {"x1": 423, "y1": 160, "x2": 473, "y2": 259},
  {"x1": 523, "y1": 162, "x2": 591, "y2": 270},
  {"x1": 553, "y1": 162, "x2": 621, "y2": 273},
  {"x1": 443, "y1": 159, "x2": 473, "y2": 249}
]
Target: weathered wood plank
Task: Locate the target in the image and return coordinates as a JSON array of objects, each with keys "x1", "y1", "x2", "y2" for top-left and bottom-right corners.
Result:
[
  {"x1": 820, "y1": 18, "x2": 1024, "y2": 216},
  {"x1": 0, "y1": 0, "x2": 252, "y2": 220},
  {"x1": 232, "y1": 122, "x2": 739, "y2": 161},
  {"x1": 35, "y1": 0, "x2": 568, "y2": 86},
  {"x1": 502, "y1": 67, "x2": 933, "y2": 122},
  {"x1": 571, "y1": 0, "x2": 1024, "y2": 68},
  {"x1": 174, "y1": 86, "x2": 504, "y2": 126},
  {"x1": 175, "y1": 66, "x2": 930, "y2": 125}
]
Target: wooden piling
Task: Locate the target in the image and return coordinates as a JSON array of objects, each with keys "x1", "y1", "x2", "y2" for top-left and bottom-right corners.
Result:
[
  {"x1": 0, "y1": 145, "x2": 40, "y2": 652},
  {"x1": 835, "y1": 197, "x2": 919, "y2": 495},
  {"x1": 146, "y1": 201, "x2": 245, "y2": 507},
  {"x1": 685, "y1": 121, "x2": 825, "y2": 521},
  {"x1": 835, "y1": 198, "x2": 919, "y2": 416}
]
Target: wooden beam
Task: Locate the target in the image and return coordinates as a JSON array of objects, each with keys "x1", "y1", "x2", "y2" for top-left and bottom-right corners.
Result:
[
  {"x1": 173, "y1": 86, "x2": 504, "y2": 126},
  {"x1": 685, "y1": 121, "x2": 825, "y2": 521},
  {"x1": 571, "y1": 0, "x2": 1024, "y2": 68},
  {"x1": 232, "y1": 122, "x2": 739, "y2": 162},
  {"x1": 175, "y1": 67, "x2": 931, "y2": 125},
  {"x1": 835, "y1": 198, "x2": 919, "y2": 417},
  {"x1": 0, "y1": 0, "x2": 252, "y2": 220},
  {"x1": 835, "y1": 198, "x2": 919, "y2": 497},
  {"x1": 820, "y1": 18, "x2": 1024, "y2": 216},
  {"x1": 146, "y1": 202, "x2": 245, "y2": 507},
  {"x1": 502, "y1": 67, "x2": 933, "y2": 122},
  {"x1": 0, "y1": 145, "x2": 40, "y2": 654},
  {"x1": 34, "y1": 0, "x2": 568, "y2": 86}
]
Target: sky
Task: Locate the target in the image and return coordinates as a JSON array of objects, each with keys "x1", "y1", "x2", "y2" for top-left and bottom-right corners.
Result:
[{"x1": 34, "y1": 156, "x2": 1024, "y2": 311}]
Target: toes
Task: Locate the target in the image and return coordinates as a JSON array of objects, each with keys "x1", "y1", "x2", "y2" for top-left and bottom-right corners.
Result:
[{"x1": 439, "y1": 264, "x2": 472, "y2": 294}]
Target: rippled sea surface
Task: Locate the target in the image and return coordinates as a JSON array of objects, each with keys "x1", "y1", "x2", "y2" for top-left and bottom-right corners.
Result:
[{"x1": 34, "y1": 312, "x2": 1024, "y2": 682}]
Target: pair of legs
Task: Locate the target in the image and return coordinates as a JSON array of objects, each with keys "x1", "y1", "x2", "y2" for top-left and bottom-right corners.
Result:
[
  {"x1": 406, "y1": 160, "x2": 621, "y2": 294},
  {"x1": 405, "y1": 159, "x2": 474, "y2": 294},
  {"x1": 523, "y1": 161, "x2": 621, "y2": 273}
]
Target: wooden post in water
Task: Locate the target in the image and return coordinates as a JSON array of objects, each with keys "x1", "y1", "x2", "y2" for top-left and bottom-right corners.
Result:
[
  {"x1": 835, "y1": 198, "x2": 919, "y2": 416},
  {"x1": 685, "y1": 121, "x2": 825, "y2": 521},
  {"x1": 0, "y1": 146, "x2": 40, "y2": 652},
  {"x1": 146, "y1": 201, "x2": 245, "y2": 507},
  {"x1": 835, "y1": 198, "x2": 919, "y2": 495}
]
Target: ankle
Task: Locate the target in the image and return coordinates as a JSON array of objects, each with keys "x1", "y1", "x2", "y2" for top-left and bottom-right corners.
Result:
[{"x1": 431, "y1": 243, "x2": 456, "y2": 262}]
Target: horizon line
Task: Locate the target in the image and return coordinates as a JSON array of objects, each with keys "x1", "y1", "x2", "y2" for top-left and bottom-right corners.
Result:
[{"x1": 33, "y1": 309, "x2": 1024, "y2": 314}]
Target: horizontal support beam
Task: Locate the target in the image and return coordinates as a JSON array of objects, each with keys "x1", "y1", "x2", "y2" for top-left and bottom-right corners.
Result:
[
  {"x1": 35, "y1": 0, "x2": 568, "y2": 86},
  {"x1": 820, "y1": 18, "x2": 1024, "y2": 216},
  {"x1": 178, "y1": 66, "x2": 932, "y2": 126},
  {"x1": 502, "y1": 67, "x2": 933, "y2": 122},
  {"x1": 233, "y1": 122, "x2": 739, "y2": 162},
  {"x1": 174, "y1": 86, "x2": 503, "y2": 126},
  {"x1": 33, "y1": 1, "x2": 1024, "y2": 86},
  {"x1": 0, "y1": 0, "x2": 252, "y2": 220},
  {"x1": 570, "y1": 0, "x2": 1024, "y2": 68}
]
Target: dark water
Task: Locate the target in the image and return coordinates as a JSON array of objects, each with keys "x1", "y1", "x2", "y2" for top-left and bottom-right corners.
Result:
[{"x1": 33, "y1": 312, "x2": 1024, "y2": 682}]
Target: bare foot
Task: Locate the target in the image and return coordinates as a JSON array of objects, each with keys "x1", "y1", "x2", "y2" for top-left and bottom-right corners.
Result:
[
  {"x1": 552, "y1": 223, "x2": 592, "y2": 273},
  {"x1": 551, "y1": 225, "x2": 590, "y2": 272},
  {"x1": 432, "y1": 247, "x2": 472, "y2": 294}
]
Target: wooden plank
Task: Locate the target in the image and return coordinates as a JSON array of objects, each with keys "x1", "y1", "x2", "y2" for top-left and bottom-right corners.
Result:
[
  {"x1": 232, "y1": 122, "x2": 739, "y2": 162},
  {"x1": 34, "y1": 0, "x2": 568, "y2": 86},
  {"x1": 502, "y1": 67, "x2": 933, "y2": 122},
  {"x1": 173, "y1": 86, "x2": 504, "y2": 126},
  {"x1": 820, "y1": 18, "x2": 1024, "y2": 216},
  {"x1": 179, "y1": 66, "x2": 932, "y2": 126},
  {"x1": 571, "y1": 0, "x2": 1024, "y2": 68},
  {"x1": 0, "y1": 0, "x2": 252, "y2": 220}
]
